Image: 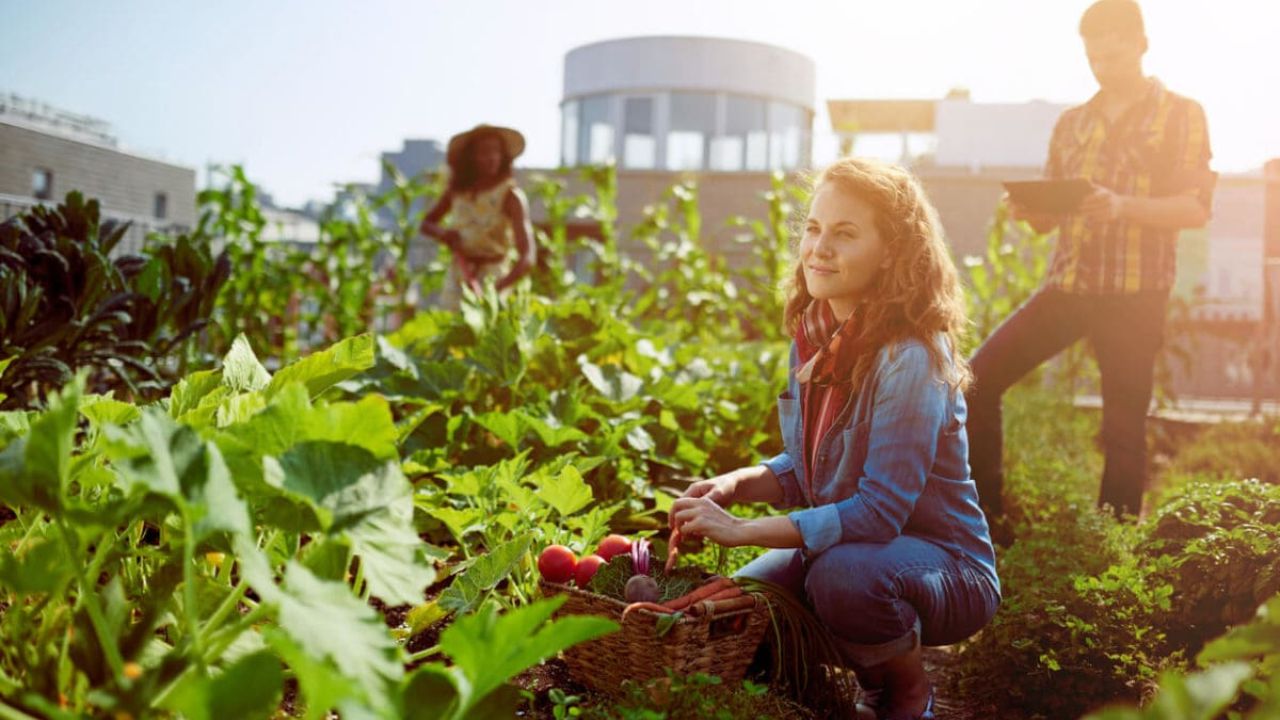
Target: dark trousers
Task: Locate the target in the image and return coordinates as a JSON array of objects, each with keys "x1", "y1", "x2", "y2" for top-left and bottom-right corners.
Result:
[{"x1": 965, "y1": 288, "x2": 1168, "y2": 517}]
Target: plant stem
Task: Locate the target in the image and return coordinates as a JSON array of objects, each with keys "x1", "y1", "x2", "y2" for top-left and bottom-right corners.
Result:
[
  {"x1": 55, "y1": 523, "x2": 125, "y2": 681},
  {"x1": 198, "y1": 580, "x2": 249, "y2": 646},
  {"x1": 0, "y1": 701, "x2": 41, "y2": 720},
  {"x1": 181, "y1": 515, "x2": 205, "y2": 673},
  {"x1": 405, "y1": 645, "x2": 441, "y2": 664}
]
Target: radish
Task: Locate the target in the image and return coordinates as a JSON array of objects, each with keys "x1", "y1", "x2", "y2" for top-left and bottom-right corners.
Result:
[
  {"x1": 596, "y1": 534, "x2": 632, "y2": 562},
  {"x1": 624, "y1": 539, "x2": 660, "y2": 603},
  {"x1": 538, "y1": 544, "x2": 578, "y2": 584},
  {"x1": 575, "y1": 553, "x2": 607, "y2": 587}
]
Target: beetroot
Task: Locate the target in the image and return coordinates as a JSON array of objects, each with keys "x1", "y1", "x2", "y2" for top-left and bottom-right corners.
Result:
[{"x1": 625, "y1": 574, "x2": 661, "y2": 603}]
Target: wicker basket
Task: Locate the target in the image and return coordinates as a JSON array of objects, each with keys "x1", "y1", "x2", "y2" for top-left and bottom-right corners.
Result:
[{"x1": 541, "y1": 580, "x2": 771, "y2": 695}]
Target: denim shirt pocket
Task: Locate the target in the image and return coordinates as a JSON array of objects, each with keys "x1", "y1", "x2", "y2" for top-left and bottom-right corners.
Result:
[{"x1": 816, "y1": 419, "x2": 869, "y2": 504}]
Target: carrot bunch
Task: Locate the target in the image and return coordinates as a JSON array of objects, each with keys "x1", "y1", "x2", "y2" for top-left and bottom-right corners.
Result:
[{"x1": 620, "y1": 575, "x2": 750, "y2": 620}]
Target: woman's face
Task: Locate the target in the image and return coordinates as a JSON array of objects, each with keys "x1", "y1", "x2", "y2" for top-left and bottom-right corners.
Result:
[
  {"x1": 471, "y1": 135, "x2": 505, "y2": 179},
  {"x1": 800, "y1": 183, "x2": 890, "y2": 320}
]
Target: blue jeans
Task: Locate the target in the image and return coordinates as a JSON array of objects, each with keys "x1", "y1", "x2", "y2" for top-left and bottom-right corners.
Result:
[{"x1": 735, "y1": 536, "x2": 1000, "y2": 667}]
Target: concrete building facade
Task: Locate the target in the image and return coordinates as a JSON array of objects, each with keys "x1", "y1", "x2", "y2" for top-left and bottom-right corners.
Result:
[
  {"x1": 561, "y1": 36, "x2": 815, "y2": 173},
  {"x1": 0, "y1": 94, "x2": 196, "y2": 254}
]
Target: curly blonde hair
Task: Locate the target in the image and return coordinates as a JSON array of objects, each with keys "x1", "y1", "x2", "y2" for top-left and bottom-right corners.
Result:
[{"x1": 784, "y1": 157, "x2": 972, "y2": 391}]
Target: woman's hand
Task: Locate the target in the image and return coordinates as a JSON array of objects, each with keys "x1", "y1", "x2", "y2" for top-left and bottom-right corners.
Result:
[
  {"x1": 680, "y1": 472, "x2": 739, "y2": 507},
  {"x1": 670, "y1": 496, "x2": 748, "y2": 547}
]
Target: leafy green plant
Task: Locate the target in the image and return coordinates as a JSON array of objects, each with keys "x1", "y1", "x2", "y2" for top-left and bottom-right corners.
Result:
[
  {"x1": 401, "y1": 596, "x2": 616, "y2": 720},
  {"x1": 581, "y1": 670, "x2": 813, "y2": 720},
  {"x1": 0, "y1": 192, "x2": 230, "y2": 408},
  {"x1": 1083, "y1": 593, "x2": 1280, "y2": 720}
]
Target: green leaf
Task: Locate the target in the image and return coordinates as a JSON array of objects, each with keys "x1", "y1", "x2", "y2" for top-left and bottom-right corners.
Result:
[
  {"x1": 536, "y1": 464, "x2": 593, "y2": 517},
  {"x1": 240, "y1": 550, "x2": 403, "y2": 715},
  {"x1": 271, "y1": 441, "x2": 433, "y2": 604},
  {"x1": 520, "y1": 411, "x2": 588, "y2": 448},
  {"x1": 0, "y1": 410, "x2": 31, "y2": 446},
  {"x1": 300, "y1": 536, "x2": 352, "y2": 583},
  {"x1": 222, "y1": 384, "x2": 399, "y2": 462},
  {"x1": 0, "y1": 375, "x2": 83, "y2": 512},
  {"x1": 440, "y1": 596, "x2": 617, "y2": 716},
  {"x1": 166, "y1": 650, "x2": 284, "y2": 720},
  {"x1": 399, "y1": 664, "x2": 460, "y2": 720},
  {"x1": 1085, "y1": 662, "x2": 1253, "y2": 720},
  {"x1": 579, "y1": 359, "x2": 642, "y2": 403},
  {"x1": 472, "y1": 411, "x2": 523, "y2": 448},
  {"x1": 427, "y1": 507, "x2": 486, "y2": 543},
  {"x1": 222, "y1": 333, "x2": 271, "y2": 393},
  {"x1": 169, "y1": 368, "x2": 223, "y2": 418},
  {"x1": 0, "y1": 538, "x2": 75, "y2": 595},
  {"x1": 79, "y1": 394, "x2": 140, "y2": 428},
  {"x1": 1197, "y1": 595, "x2": 1280, "y2": 664},
  {"x1": 438, "y1": 535, "x2": 533, "y2": 614},
  {"x1": 103, "y1": 407, "x2": 251, "y2": 541},
  {"x1": 625, "y1": 424, "x2": 656, "y2": 453},
  {"x1": 273, "y1": 442, "x2": 404, "y2": 532},
  {"x1": 266, "y1": 334, "x2": 376, "y2": 399},
  {"x1": 215, "y1": 391, "x2": 267, "y2": 427},
  {"x1": 347, "y1": 508, "x2": 438, "y2": 606},
  {"x1": 262, "y1": 627, "x2": 371, "y2": 720}
]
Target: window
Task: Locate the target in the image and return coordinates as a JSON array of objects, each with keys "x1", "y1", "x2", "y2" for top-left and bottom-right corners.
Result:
[
  {"x1": 622, "y1": 97, "x2": 656, "y2": 169},
  {"x1": 560, "y1": 100, "x2": 579, "y2": 167},
  {"x1": 666, "y1": 92, "x2": 716, "y2": 171},
  {"x1": 154, "y1": 192, "x2": 168, "y2": 220},
  {"x1": 579, "y1": 96, "x2": 615, "y2": 165},
  {"x1": 32, "y1": 168, "x2": 53, "y2": 200},
  {"x1": 713, "y1": 96, "x2": 768, "y2": 171},
  {"x1": 768, "y1": 102, "x2": 810, "y2": 170}
]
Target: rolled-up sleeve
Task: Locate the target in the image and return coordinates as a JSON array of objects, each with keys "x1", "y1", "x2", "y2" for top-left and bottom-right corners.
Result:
[
  {"x1": 762, "y1": 452, "x2": 804, "y2": 509},
  {"x1": 1169, "y1": 99, "x2": 1216, "y2": 211},
  {"x1": 787, "y1": 344, "x2": 948, "y2": 554}
]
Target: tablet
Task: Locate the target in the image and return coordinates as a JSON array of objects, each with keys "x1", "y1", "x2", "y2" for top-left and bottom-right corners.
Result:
[{"x1": 1002, "y1": 178, "x2": 1094, "y2": 214}]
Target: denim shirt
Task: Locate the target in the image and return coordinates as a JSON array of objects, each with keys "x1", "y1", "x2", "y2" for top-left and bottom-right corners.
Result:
[{"x1": 762, "y1": 336, "x2": 1000, "y2": 588}]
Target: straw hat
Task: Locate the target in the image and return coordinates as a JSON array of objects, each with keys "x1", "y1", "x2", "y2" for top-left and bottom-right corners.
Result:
[{"x1": 446, "y1": 124, "x2": 526, "y2": 166}]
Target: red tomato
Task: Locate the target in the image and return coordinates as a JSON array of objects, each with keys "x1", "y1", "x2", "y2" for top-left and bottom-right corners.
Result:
[
  {"x1": 575, "y1": 554, "x2": 607, "y2": 588},
  {"x1": 538, "y1": 545, "x2": 578, "y2": 584},
  {"x1": 596, "y1": 534, "x2": 632, "y2": 562}
]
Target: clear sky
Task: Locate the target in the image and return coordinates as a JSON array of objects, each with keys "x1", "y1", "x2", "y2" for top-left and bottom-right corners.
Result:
[{"x1": 3, "y1": 0, "x2": 1276, "y2": 207}]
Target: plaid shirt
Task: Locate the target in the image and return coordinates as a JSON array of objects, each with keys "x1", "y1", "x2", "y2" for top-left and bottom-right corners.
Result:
[{"x1": 1044, "y1": 78, "x2": 1215, "y2": 294}]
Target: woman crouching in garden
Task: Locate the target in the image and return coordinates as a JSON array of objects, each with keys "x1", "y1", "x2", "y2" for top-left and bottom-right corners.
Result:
[
  {"x1": 671, "y1": 157, "x2": 1000, "y2": 720},
  {"x1": 419, "y1": 124, "x2": 535, "y2": 308}
]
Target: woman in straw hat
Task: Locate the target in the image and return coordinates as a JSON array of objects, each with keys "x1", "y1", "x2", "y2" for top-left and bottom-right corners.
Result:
[{"x1": 420, "y1": 124, "x2": 535, "y2": 307}]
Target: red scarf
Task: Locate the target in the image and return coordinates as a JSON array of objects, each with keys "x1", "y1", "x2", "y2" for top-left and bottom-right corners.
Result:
[{"x1": 795, "y1": 301, "x2": 865, "y2": 500}]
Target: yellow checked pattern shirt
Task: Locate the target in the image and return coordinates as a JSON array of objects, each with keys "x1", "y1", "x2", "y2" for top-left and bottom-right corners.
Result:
[{"x1": 1044, "y1": 79, "x2": 1215, "y2": 294}]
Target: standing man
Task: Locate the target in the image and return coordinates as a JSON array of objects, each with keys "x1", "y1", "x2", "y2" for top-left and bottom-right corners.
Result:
[{"x1": 966, "y1": 0, "x2": 1215, "y2": 528}]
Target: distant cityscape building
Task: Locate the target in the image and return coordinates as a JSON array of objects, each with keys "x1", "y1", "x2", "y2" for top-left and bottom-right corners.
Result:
[
  {"x1": 0, "y1": 93, "x2": 195, "y2": 254},
  {"x1": 560, "y1": 36, "x2": 815, "y2": 172},
  {"x1": 827, "y1": 90, "x2": 1068, "y2": 170},
  {"x1": 375, "y1": 138, "x2": 445, "y2": 228}
]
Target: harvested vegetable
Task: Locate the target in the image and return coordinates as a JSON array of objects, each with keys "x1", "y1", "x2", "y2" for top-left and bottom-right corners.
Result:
[
  {"x1": 537, "y1": 544, "x2": 578, "y2": 584},
  {"x1": 596, "y1": 534, "x2": 632, "y2": 562},
  {"x1": 661, "y1": 576, "x2": 738, "y2": 611},
  {"x1": 665, "y1": 527, "x2": 682, "y2": 574},
  {"x1": 625, "y1": 575, "x2": 661, "y2": 603},
  {"x1": 575, "y1": 553, "x2": 607, "y2": 587}
]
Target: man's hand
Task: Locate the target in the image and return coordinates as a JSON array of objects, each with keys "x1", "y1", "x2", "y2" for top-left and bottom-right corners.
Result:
[{"x1": 1078, "y1": 185, "x2": 1128, "y2": 222}]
